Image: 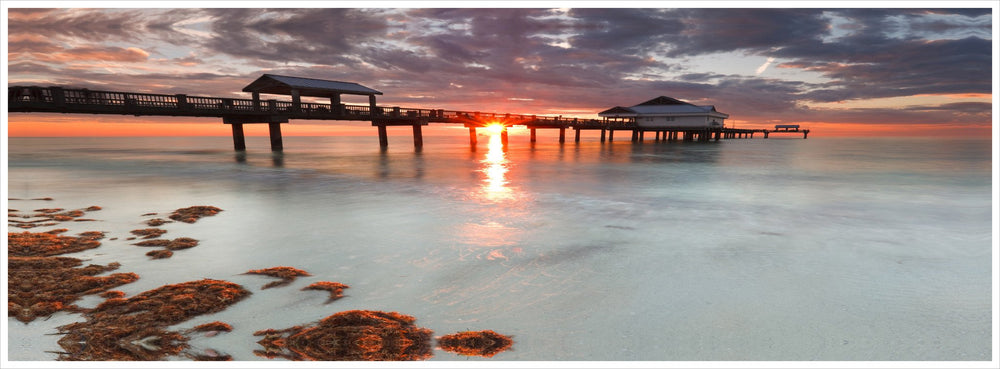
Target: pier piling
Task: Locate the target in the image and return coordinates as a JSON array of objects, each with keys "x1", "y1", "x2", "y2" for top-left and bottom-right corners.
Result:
[
  {"x1": 412, "y1": 124, "x2": 423, "y2": 148},
  {"x1": 268, "y1": 123, "x2": 283, "y2": 152},
  {"x1": 377, "y1": 125, "x2": 388, "y2": 148},
  {"x1": 231, "y1": 123, "x2": 246, "y2": 151}
]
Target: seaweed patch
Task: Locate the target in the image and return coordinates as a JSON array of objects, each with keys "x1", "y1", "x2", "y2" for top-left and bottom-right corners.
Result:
[
  {"x1": 253, "y1": 310, "x2": 433, "y2": 361},
  {"x1": 7, "y1": 230, "x2": 137, "y2": 323},
  {"x1": 168, "y1": 206, "x2": 222, "y2": 224},
  {"x1": 7, "y1": 205, "x2": 103, "y2": 229},
  {"x1": 56, "y1": 279, "x2": 250, "y2": 361},
  {"x1": 244, "y1": 267, "x2": 311, "y2": 289},
  {"x1": 8, "y1": 256, "x2": 139, "y2": 323},
  {"x1": 132, "y1": 238, "x2": 199, "y2": 259},
  {"x1": 301, "y1": 281, "x2": 349, "y2": 303},
  {"x1": 437, "y1": 330, "x2": 513, "y2": 358},
  {"x1": 130, "y1": 228, "x2": 167, "y2": 239},
  {"x1": 9, "y1": 230, "x2": 104, "y2": 257}
]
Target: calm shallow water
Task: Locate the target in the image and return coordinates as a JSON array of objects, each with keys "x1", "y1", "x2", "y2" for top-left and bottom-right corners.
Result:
[{"x1": 4, "y1": 133, "x2": 994, "y2": 361}]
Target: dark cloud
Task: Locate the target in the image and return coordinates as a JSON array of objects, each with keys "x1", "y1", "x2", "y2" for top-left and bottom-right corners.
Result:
[
  {"x1": 203, "y1": 8, "x2": 389, "y2": 66},
  {"x1": 785, "y1": 36, "x2": 991, "y2": 102},
  {"x1": 566, "y1": 9, "x2": 683, "y2": 54},
  {"x1": 666, "y1": 9, "x2": 830, "y2": 57}
]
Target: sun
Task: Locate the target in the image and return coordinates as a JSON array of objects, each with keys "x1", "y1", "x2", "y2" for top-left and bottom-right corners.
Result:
[{"x1": 485, "y1": 123, "x2": 505, "y2": 134}]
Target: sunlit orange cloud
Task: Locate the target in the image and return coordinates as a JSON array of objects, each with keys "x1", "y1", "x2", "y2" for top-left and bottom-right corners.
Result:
[{"x1": 31, "y1": 47, "x2": 150, "y2": 63}]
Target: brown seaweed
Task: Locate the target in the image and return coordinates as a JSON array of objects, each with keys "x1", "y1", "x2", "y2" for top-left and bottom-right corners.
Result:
[
  {"x1": 7, "y1": 255, "x2": 138, "y2": 323},
  {"x1": 7, "y1": 229, "x2": 137, "y2": 322},
  {"x1": 189, "y1": 321, "x2": 233, "y2": 334},
  {"x1": 145, "y1": 250, "x2": 174, "y2": 259},
  {"x1": 437, "y1": 330, "x2": 513, "y2": 358},
  {"x1": 132, "y1": 237, "x2": 199, "y2": 259},
  {"x1": 8, "y1": 230, "x2": 104, "y2": 257},
  {"x1": 253, "y1": 310, "x2": 433, "y2": 361},
  {"x1": 244, "y1": 267, "x2": 311, "y2": 289},
  {"x1": 7, "y1": 205, "x2": 103, "y2": 229},
  {"x1": 99, "y1": 290, "x2": 126, "y2": 299},
  {"x1": 56, "y1": 279, "x2": 250, "y2": 361},
  {"x1": 130, "y1": 228, "x2": 167, "y2": 239},
  {"x1": 302, "y1": 281, "x2": 349, "y2": 303},
  {"x1": 145, "y1": 218, "x2": 171, "y2": 226},
  {"x1": 168, "y1": 206, "x2": 222, "y2": 224}
]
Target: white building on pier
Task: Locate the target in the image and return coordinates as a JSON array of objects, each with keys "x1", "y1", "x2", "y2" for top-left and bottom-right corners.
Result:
[{"x1": 599, "y1": 96, "x2": 729, "y2": 128}]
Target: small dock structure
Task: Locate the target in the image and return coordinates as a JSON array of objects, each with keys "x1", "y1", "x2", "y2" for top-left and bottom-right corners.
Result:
[
  {"x1": 764, "y1": 124, "x2": 810, "y2": 139},
  {"x1": 9, "y1": 74, "x2": 810, "y2": 151}
]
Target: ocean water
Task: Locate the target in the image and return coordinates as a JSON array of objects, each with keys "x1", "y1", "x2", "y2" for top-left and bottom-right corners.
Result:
[{"x1": 4, "y1": 132, "x2": 994, "y2": 362}]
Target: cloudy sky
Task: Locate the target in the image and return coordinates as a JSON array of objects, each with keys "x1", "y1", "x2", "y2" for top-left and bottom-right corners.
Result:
[{"x1": 5, "y1": 4, "x2": 996, "y2": 136}]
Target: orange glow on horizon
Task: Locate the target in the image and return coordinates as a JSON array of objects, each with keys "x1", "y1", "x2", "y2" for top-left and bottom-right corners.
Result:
[{"x1": 5, "y1": 114, "x2": 992, "y2": 139}]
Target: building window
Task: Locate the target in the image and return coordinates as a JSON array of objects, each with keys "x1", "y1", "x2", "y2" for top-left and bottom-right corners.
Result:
[
  {"x1": 645, "y1": 117, "x2": 654, "y2": 122},
  {"x1": 665, "y1": 117, "x2": 675, "y2": 122}
]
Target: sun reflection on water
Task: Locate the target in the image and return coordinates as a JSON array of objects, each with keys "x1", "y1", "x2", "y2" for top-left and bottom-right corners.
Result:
[{"x1": 481, "y1": 131, "x2": 511, "y2": 201}]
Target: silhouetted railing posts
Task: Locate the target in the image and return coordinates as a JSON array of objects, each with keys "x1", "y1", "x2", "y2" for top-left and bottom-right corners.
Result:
[{"x1": 51, "y1": 87, "x2": 65, "y2": 107}]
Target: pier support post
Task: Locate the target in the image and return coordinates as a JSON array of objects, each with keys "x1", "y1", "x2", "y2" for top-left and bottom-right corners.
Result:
[
  {"x1": 631, "y1": 130, "x2": 639, "y2": 142},
  {"x1": 559, "y1": 128, "x2": 566, "y2": 143},
  {"x1": 377, "y1": 125, "x2": 388, "y2": 148},
  {"x1": 530, "y1": 128, "x2": 537, "y2": 143},
  {"x1": 291, "y1": 89, "x2": 301, "y2": 113},
  {"x1": 803, "y1": 130, "x2": 809, "y2": 139},
  {"x1": 231, "y1": 123, "x2": 246, "y2": 151},
  {"x1": 469, "y1": 127, "x2": 478, "y2": 145},
  {"x1": 268, "y1": 122, "x2": 283, "y2": 152},
  {"x1": 501, "y1": 127, "x2": 509, "y2": 145},
  {"x1": 413, "y1": 124, "x2": 423, "y2": 148},
  {"x1": 714, "y1": 131, "x2": 721, "y2": 141},
  {"x1": 600, "y1": 129, "x2": 606, "y2": 142},
  {"x1": 575, "y1": 128, "x2": 581, "y2": 143},
  {"x1": 639, "y1": 130, "x2": 645, "y2": 141},
  {"x1": 608, "y1": 129, "x2": 615, "y2": 141}
]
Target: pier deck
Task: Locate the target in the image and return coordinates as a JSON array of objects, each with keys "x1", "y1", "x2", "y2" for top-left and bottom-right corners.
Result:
[{"x1": 9, "y1": 85, "x2": 807, "y2": 151}]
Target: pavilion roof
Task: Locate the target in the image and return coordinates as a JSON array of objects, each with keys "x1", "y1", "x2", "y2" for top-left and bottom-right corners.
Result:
[{"x1": 243, "y1": 74, "x2": 383, "y2": 97}]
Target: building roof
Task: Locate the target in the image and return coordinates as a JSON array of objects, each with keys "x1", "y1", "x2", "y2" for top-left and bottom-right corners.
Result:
[
  {"x1": 243, "y1": 74, "x2": 383, "y2": 97},
  {"x1": 599, "y1": 96, "x2": 729, "y2": 118},
  {"x1": 635, "y1": 96, "x2": 690, "y2": 106},
  {"x1": 597, "y1": 106, "x2": 635, "y2": 115}
]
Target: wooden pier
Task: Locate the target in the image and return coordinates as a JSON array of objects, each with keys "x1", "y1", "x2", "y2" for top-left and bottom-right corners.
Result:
[{"x1": 9, "y1": 75, "x2": 808, "y2": 151}]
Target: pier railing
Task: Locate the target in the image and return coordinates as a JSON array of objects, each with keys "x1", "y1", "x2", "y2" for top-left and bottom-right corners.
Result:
[{"x1": 10, "y1": 85, "x2": 627, "y2": 128}]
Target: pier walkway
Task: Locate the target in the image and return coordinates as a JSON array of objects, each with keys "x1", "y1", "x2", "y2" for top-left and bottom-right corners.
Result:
[{"x1": 9, "y1": 81, "x2": 803, "y2": 151}]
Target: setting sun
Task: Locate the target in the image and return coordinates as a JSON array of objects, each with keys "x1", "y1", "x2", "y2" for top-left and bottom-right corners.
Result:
[{"x1": 485, "y1": 123, "x2": 506, "y2": 134}]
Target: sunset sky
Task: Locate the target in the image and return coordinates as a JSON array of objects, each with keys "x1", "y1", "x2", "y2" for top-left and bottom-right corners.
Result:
[{"x1": 4, "y1": 3, "x2": 997, "y2": 137}]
